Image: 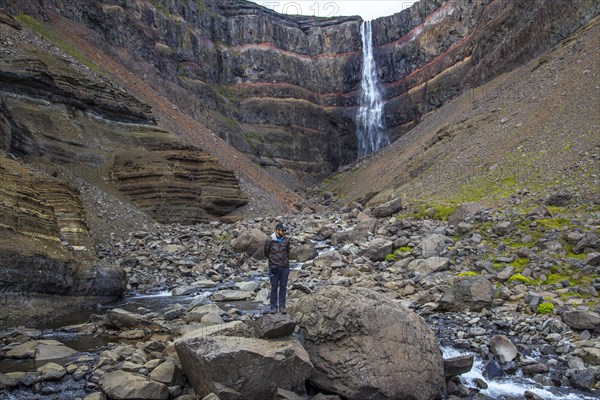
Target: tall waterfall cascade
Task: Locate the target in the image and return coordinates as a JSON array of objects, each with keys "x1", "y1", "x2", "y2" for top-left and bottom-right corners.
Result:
[{"x1": 356, "y1": 20, "x2": 389, "y2": 158}]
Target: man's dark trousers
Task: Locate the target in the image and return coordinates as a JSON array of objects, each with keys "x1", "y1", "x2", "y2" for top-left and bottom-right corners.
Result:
[{"x1": 269, "y1": 266, "x2": 289, "y2": 309}]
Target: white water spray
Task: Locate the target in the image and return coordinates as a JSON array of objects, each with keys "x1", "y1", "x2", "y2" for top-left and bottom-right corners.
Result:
[{"x1": 356, "y1": 20, "x2": 388, "y2": 158}]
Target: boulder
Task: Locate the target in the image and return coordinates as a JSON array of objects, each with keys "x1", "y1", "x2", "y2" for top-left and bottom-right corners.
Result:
[
  {"x1": 179, "y1": 321, "x2": 253, "y2": 338},
  {"x1": 489, "y1": 335, "x2": 518, "y2": 363},
  {"x1": 106, "y1": 308, "x2": 162, "y2": 330},
  {"x1": 439, "y1": 276, "x2": 493, "y2": 312},
  {"x1": 291, "y1": 244, "x2": 317, "y2": 262},
  {"x1": 252, "y1": 314, "x2": 296, "y2": 339},
  {"x1": 210, "y1": 289, "x2": 253, "y2": 302},
  {"x1": 360, "y1": 238, "x2": 393, "y2": 261},
  {"x1": 185, "y1": 304, "x2": 223, "y2": 323},
  {"x1": 421, "y1": 234, "x2": 449, "y2": 258},
  {"x1": 407, "y1": 257, "x2": 450, "y2": 275},
  {"x1": 448, "y1": 203, "x2": 484, "y2": 225},
  {"x1": 293, "y1": 286, "x2": 444, "y2": 400},
  {"x1": 444, "y1": 355, "x2": 474, "y2": 378},
  {"x1": 313, "y1": 250, "x2": 345, "y2": 269},
  {"x1": 101, "y1": 371, "x2": 169, "y2": 400},
  {"x1": 6, "y1": 340, "x2": 79, "y2": 361},
  {"x1": 561, "y1": 311, "x2": 600, "y2": 331},
  {"x1": 230, "y1": 228, "x2": 268, "y2": 259},
  {"x1": 175, "y1": 335, "x2": 312, "y2": 400},
  {"x1": 371, "y1": 198, "x2": 402, "y2": 218},
  {"x1": 37, "y1": 362, "x2": 67, "y2": 380},
  {"x1": 149, "y1": 359, "x2": 186, "y2": 386}
]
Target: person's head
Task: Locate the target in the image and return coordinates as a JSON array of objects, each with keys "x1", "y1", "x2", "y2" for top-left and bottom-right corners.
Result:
[{"x1": 275, "y1": 223, "x2": 287, "y2": 238}]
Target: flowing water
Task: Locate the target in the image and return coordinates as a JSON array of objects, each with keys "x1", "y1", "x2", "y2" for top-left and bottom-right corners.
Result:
[
  {"x1": 356, "y1": 20, "x2": 389, "y2": 158},
  {"x1": 442, "y1": 347, "x2": 597, "y2": 399}
]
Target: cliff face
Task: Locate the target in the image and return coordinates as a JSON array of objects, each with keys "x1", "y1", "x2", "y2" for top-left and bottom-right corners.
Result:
[
  {"x1": 0, "y1": 14, "x2": 246, "y2": 325},
  {"x1": 6, "y1": 0, "x2": 596, "y2": 182}
]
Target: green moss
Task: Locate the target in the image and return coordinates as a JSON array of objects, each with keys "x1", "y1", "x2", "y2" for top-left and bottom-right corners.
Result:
[
  {"x1": 402, "y1": 202, "x2": 457, "y2": 221},
  {"x1": 458, "y1": 271, "x2": 479, "y2": 278},
  {"x1": 16, "y1": 15, "x2": 107, "y2": 77},
  {"x1": 507, "y1": 273, "x2": 536, "y2": 285},
  {"x1": 537, "y1": 302, "x2": 554, "y2": 314},
  {"x1": 509, "y1": 257, "x2": 530, "y2": 272},
  {"x1": 542, "y1": 273, "x2": 577, "y2": 286},
  {"x1": 536, "y1": 218, "x2": 570, "y2": 230},
  {"x1": 385, "y1": 246, "x2": 412, "y2": 262}
]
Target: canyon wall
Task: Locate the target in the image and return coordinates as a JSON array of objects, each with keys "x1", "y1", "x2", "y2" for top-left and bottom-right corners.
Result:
[{"x1": 3, "y1": 0, "x2": 596, "y2": 182}]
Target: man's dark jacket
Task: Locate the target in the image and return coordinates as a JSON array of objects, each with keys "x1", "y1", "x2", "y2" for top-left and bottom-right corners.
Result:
[{"x1": 264, "y1": 233, "x2": 291, "y2": 268}]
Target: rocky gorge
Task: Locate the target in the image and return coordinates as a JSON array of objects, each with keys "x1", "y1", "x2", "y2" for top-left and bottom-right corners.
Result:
[{"x1": 1, "y1": 198, "x2": 598, "y2": 399}]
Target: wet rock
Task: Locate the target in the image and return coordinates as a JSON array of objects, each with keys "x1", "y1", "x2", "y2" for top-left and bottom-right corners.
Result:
[
  {"x1": 37, "y1": 362, "x2": 67, "y2": 380},
  {"x1": 101, "y1": 371, "x2": 169, "y2": 399},
  {"x1": 521, "y1": 363, "x2": 549, "y2": 376},
  {"x1": 489, "y1": 335, "x2": 518, "y2": 363},
  {"x1": 210, "y1": 289, "x2": 253, "y2": 302},
  {"x1": 569, "y1": 370, "x2": 597, "y2": 391},
  {"x1": 175, "y1": 335, "x2": 312, "y2": 399},
  {"x1": 252, "y1": 314, "x2": 296, "y2": 339},
  {"x1": 561, "y1": 310, "x2": 600, "y2": 331},
  {"x1": 6, "y1": 339, "x2": 79, "y2": 361},
  {"x1": 293, "y1": 286, "x2": 444, "y2": 400},
  {"x1": 106, "y1": 308, "x2": 163, "y2": 330},
  {"x1": 444, "y1": 355, "x2": 474, "y2": 378},
  {"x1": 0, "y1": 372, "x2": 25, "y2": 390}
]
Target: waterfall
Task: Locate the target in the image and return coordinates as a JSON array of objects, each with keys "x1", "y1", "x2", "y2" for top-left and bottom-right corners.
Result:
[{"x1": 356, "y1": 20, "x2": 388, "y2": 158}]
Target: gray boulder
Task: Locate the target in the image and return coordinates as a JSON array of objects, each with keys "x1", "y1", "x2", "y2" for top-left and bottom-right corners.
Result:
[
  {"x1": 444, "y1": 355, "x2": 474, "y2": 378},
  {"x1": 439, "y1": 276, "x2": 494, "y2": 311},
  {"x1": 175, "y1": 335, "x2": 312, "y2": 400},
  {"x1": 448, "y1": 202, "x2": 484, "y2": 225},
  {"x1": 101, "y1": 371, "x2": 169, "y2": 400},
  {"x1": 489, "y1": 335, "x2": 518, "y2": 363},
  {"x1": 230, "y1": 228, "x2": 268, "y2": 259},
  {"x1": 360, "y1": 238, "x2": 393, "y2": 261},
  {"x1": 561, "y1": 311, "x2": 600, "y2": 332},
  {"x1": 421, "y1": 234, "x2": 449, "y2": 258},
  {"x1": 291, "y1": 243, "x2": 317, "y2": 262},
  {"x1": 371, "y1": 198, "x2": 402, "y2": 218},
  {"x1": 292, "y1": 286, "x2": 444, "y2": 400},
  {"x1": 252, "y1": 314, "x2": 296, "y2": 339},
  {"x1": 313, "y1": 250, "x2": 345, "y2": 269}
]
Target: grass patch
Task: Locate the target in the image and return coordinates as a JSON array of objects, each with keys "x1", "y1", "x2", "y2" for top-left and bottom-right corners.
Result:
[
  {"x1": 536, "y1": 302, "x2": 554, "y2": 314},
  {"x1": 458, "y1": 271, "x2": 479, "y2": 278},
  {"x1": 401, "y1": 202, "x2": 457, "y2": 221},
  {"x1": 509, "y1": 257, "x2": 530, "y2": 272},
  {"x1": 507, "y1": 273, "x2": 536, "y2": 285},
  {"x1": 385, "y1": 246, "x2": 412, "y2": 262},
  {"x1": 16, "y1": 14, "x2": 106, "y2": 77}
]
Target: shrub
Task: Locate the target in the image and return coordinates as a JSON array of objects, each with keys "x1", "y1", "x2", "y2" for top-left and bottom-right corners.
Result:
[{"x1": 537, "y1": 302, "x2": 554, "y2": 314}]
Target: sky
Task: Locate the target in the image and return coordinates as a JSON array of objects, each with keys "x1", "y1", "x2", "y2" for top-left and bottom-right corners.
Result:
[{"x1": 248, "y1": 1, "x2": 419, "y2": 21}]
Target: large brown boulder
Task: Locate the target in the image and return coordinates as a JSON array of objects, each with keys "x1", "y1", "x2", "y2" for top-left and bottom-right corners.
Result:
[
  {"x1": 230, "y1": 228, "x2": 269, "y2": 259},
  {"x1": 292, "y1": 286, "x2": 444, "y2": 400},
  {"x1": 175, "y1": 335, "x2": 313, "y2": 400}
]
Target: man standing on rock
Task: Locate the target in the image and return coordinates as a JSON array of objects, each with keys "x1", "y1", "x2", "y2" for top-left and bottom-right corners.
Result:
[{"x1": 264, "y1": 223, "x2": 291, "y2": 314}]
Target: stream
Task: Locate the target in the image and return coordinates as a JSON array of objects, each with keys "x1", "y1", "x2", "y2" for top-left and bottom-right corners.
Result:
[{"x1": 0, "y1": 282, "x2": 597, "y2": 399}]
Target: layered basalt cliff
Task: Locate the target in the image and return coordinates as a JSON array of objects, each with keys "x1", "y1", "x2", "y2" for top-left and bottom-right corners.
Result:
[
  {"x1": 0, "y1": 14, "x2": 246, "y2": 324},
  {"x1": 5, "y1": 0, "x2": 596, "y2": 182}
]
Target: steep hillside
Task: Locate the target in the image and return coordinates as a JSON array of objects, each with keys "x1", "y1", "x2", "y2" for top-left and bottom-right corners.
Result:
[
  {"x1": 2, "y1": 0, "x2": 596, "y2": 184},
  {"x1": 325, "y1": 16, "x2": 600, "y2": 213}
]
